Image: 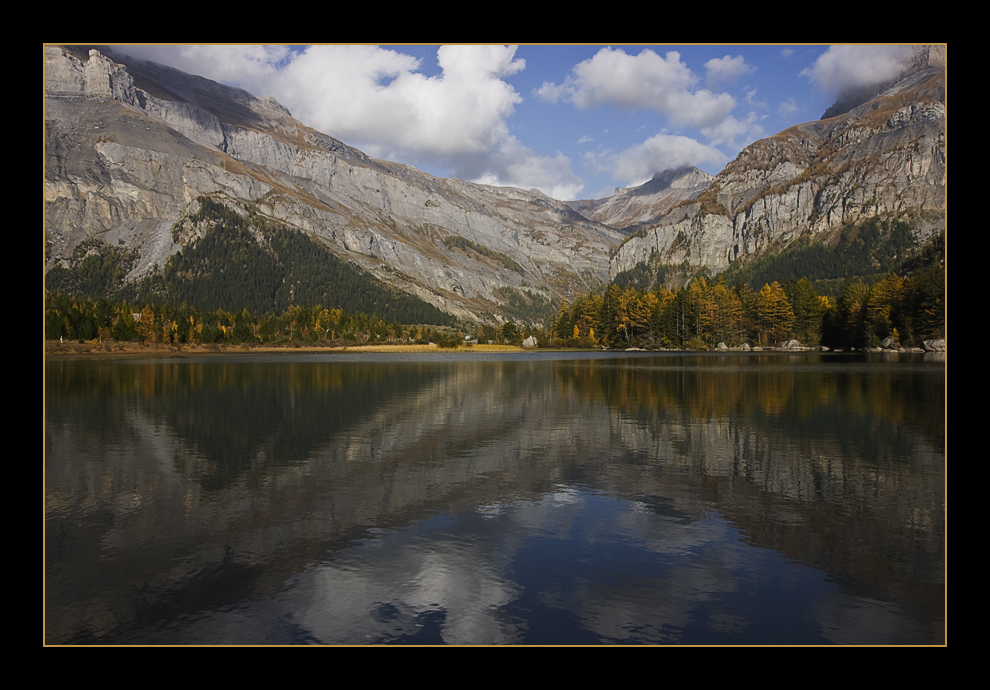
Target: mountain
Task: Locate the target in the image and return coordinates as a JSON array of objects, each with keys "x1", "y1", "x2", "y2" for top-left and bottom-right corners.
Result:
[
  {"x1": 45, "y1": 45, "x2": 946, "y2": 325},
  {"x1": 567, "y1": 166, "x2": 714, "y2": 232},
  {"x1": 44, "y1": 45, "x2": 621, "y2": 323},
  {"x1": 609, "y1": 46, "x2": 945, "y2": 285}
]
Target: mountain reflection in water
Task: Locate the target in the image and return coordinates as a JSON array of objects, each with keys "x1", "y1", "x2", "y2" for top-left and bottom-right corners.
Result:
[{"x1": 44, "y1": 351, "x2": 945, "y2": 645}]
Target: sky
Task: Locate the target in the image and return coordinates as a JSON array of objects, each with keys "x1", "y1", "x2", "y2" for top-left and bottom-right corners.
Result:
[{"x1": 113, "y1": 44, "x2": 923, "y2": 202}]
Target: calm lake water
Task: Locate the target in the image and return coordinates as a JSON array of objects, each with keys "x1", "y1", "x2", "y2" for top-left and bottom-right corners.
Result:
[{"x1": 44, "y1": 351, "x2": 945, "y2": 645}]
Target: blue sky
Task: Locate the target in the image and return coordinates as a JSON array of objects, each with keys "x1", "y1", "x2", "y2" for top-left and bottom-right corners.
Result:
[{"x1": 114, "y1": 44, "x2": 923, "y2": 201}]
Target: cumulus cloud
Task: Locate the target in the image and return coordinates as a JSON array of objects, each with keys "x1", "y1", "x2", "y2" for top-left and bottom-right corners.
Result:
[
  {"x1": 704, "y1": 54, "x2": 754, "y2": 88},
  {"x1": 120, "y1": 45, "x2": 526, "y2": 159},
  {"x1": 800, "y1": 45, "x2": 917, "y2": 95},
  {"x1": 274, "y1": 45, "x2": 526, "y2": 159},
  {"x1": 585, "y1": 133, "x2": 728, "y2": 187},
  {"x1": 536, "y1": 47, "x2": 735, "y2": 129},
  {"x1": 116, "y1": 44, "x2": 292, "y2": 90},
  {"x1": 113, "y1": 44, "x2": 586, "y2": 199},
  {"x1": 458, "y1": 136, "x2": 586, "y2": 200}
]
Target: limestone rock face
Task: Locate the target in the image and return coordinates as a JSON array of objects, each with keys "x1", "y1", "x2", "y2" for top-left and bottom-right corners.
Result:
[
  {"x1": 610, "y1": 48, "x2": 945, "y2": 283},
  {"x1": 45, "y1": 46, "x2": 621, "y2": 322}
]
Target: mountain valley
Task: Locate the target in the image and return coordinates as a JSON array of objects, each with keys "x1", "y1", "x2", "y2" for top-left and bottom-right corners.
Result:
[{"x1": 44, "y1": 45, "x2": 945, "y2": 328}]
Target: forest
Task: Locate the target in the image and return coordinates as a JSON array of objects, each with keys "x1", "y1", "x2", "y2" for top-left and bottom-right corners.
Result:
[
  {"x1": 43, "y1": 291, "x2": 458, "y2": 347},
  {"x1": 579, "y1": 221, "x2": 945, "y2": 351},
  {"x1": 546, "y1": 258, "x2": 944, "y2": 350}
]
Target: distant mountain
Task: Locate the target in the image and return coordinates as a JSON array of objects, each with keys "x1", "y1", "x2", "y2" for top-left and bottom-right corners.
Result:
[
  {"x1": 44, "y1": 45, "x2": 621, "y2": 324},
  {"x1": 610, "y1": 46, "x2": 945, "y2": 286},
  {"x1": 567, "y1": 166, "x2": 714, "y2": 233}
]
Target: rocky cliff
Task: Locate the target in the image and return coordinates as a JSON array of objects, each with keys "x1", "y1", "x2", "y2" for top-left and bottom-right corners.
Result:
[
  {"x1": 610, "y1": 46, "x2": 946, "y2": 283},
  {"x1": 45, "y1": 46, "x2": 622, "y2": 322}
]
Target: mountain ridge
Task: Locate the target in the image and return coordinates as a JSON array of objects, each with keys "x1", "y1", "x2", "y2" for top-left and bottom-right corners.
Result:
[
  {"x1": 45, "y1": 45, "x2": 946, "y2": 323},
  {"x1": 609, "y1": 50, "x2": 945, "y2": 285}
]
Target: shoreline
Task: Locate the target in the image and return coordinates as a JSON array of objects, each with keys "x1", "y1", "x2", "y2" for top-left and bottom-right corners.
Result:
[
  {"x1": 43, "y1": 340, "x2": 942, "y2": 359},
  {"x1": 43, "y1": 340, "x2": 534, "y2": 358}
]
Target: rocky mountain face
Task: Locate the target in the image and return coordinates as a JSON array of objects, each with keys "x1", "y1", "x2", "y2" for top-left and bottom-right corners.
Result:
[
  {"x1": 45, "y1": 45, "x2": 946, "y2": 323},
  {"x1": 44, "y1": 45, "x2": 622, "y2": 323},
  {"x1": 567, "y1": 166, "x2": 714, "y2": 232},
  {"x1": 610, "y1": 46, "x2": 946, "y2": 282}
]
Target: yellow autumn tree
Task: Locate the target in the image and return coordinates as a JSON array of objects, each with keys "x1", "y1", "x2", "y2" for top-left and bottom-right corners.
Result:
[
  {"x1": 866, "y1": 272, "x2": 905, "y2": 342},
  {"x1": 756, "y1": 281, "x2": 794, "y2": 346}
]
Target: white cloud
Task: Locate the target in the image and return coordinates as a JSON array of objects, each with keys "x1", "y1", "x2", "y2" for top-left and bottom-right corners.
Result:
[
  {"x1": 536, "y1": 47, "x2": 736, "y2": 129},
  {"x1": 777, "y1": 98, "x2": 800, "y2": 118},
  {"x1": 471, "y1": 137, "x2": 585, "y2": 201},
  {"x1": 700, "y1": 112, "x2": 765, "y2": 150},
  {"x1": 114, "y1": 44, "x2": 586, "y2": 199},
  {"x1": 800, "y1": 45, "x2": 917, "y2": 95},
  {"x1": 585, "y1": 133, "x2": 728, "y2": 187},
  {"x1": 272, "y1": 44, "x2": 525, "y2": 158},
  {"x1": 115, "y1": 45, "x2": 526, "y2": 159},
  {"x1": 116, "y1": 44, "x2": 292, "y2": 90},
  {"x1": 704, "y1": 54, "x2": 754, "y2": 88},
  {"x1": 744, "y1": 90, "x2": 766, "y2": 109}
]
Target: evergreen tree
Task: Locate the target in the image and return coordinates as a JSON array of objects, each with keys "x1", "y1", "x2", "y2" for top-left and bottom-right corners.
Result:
[
  {"x1": 788, "y1": 277, "x2": 825, "y2": 346},
  {"x1": 835, "y1": 279, "x2": 871, "y2": 347}
]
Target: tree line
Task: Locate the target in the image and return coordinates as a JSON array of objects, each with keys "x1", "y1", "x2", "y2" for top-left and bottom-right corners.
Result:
[
  {"x1": 546, "y1": 233, "x2": 944, "y2": 350},
  {"x1": 44, "y1": 292, "x2": 467, "y2": 347},
  {"x1": 46, "y1": 248, "x2": 943, "y2": 351}
]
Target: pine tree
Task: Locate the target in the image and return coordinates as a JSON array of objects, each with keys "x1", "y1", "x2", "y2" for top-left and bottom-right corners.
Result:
[
  {"x1": 836, "y1": 279, "x2": 871, "y2": 347},
  {"x1": 788, "y1": 277, "x2": 825, "y2": 346}
]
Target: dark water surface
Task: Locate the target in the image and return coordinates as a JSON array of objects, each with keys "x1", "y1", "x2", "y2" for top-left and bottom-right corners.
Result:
[{"x1": 44, "y1": 351, "x2": 945, "y2": 645}]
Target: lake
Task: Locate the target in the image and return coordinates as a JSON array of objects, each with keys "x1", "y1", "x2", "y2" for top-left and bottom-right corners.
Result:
[{"x1": 44, "y1": 350, "x2": 945, "y2": 645}]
